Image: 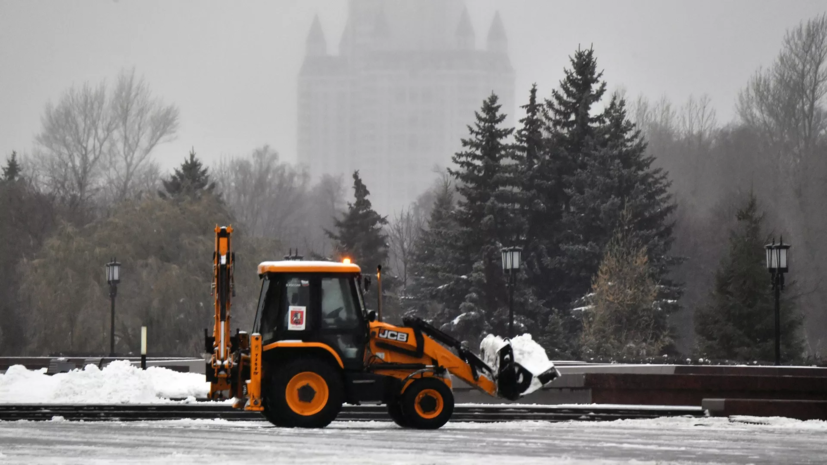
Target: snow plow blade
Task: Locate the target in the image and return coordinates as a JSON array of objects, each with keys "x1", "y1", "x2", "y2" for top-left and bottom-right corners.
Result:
[{"x1": 496, "y1": 344, "x2": 559, "y2": 401}]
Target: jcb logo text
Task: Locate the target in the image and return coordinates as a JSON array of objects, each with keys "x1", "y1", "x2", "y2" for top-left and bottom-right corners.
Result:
[{"x1": 378, "y1": 329, "x2": 408, "y2": 343}]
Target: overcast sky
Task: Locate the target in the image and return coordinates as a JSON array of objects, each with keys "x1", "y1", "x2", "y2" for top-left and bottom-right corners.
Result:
[{"x1": 1, "y1": 0, "x2": 826, "y2": 171}]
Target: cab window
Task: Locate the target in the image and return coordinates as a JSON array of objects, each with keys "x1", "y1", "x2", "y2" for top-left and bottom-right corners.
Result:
[
  {"x1": 320, "y1": 277, "x2": 359, "y2": 330},
  {"x1": 282, "y1": 277, "x2": 312, "y2": 330},
  {"x1": 255, "y1": 274, "x2": 312, "y2": 342}
]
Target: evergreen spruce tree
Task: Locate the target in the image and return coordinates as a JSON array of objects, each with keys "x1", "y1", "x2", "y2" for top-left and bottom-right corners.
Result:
[
  {"x1": 561, "y1": 96, "x2": 679, "y2": 321},
  {"x1": 326, "y1": 171, "x2": 388, "y2": 270},
  {"x1": 439, "y1": 93, "x2": 515, "y2": 343},
  {"x1": 695, "y1": 193, "x2": 804, "y2": 362},
  {"x1": 540, "y1": 47, "x2": 608, "y2": 306},
  {"x1": 160, "y1": 148, "x2": 216, "y2": 199},
  {"x1": 535, "y1": 48, "x2": 679, "y2": 357},
  {"x1": 2, "y1": 152, "x2": 22, "y2": 182},
  {"x1": 407, "y1": 180, "x2": 465, "y2": 318},
  {"x1": 545, "y1": 46, "x2": 607, "y2": 169},
  {"x1": 508, "y1": 84, "x2": 562, "y2": 351},
  {"x1": 514, "y1": 84, "x2": 545, "y2": 244},
  {"x1": 531, "y1": 47, "x2": 611, "y2": 354}
]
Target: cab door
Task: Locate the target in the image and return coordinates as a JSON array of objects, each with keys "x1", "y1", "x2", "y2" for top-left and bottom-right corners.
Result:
[{"x1": 314, "y1": 274, "x2": 367, "y2": 370}]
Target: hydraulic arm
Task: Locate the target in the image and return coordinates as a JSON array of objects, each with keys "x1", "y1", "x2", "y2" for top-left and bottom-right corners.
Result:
[
  {"x1": 207, "y1": 226, "x2": 235, "y2": 399},
  {"x1": 367, "y1": 316, "x2": 558, "y2": 401}
]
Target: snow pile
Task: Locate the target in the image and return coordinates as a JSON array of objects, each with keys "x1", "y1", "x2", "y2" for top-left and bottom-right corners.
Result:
[
  {"x1": 0, "y1": 360, "x2": 208, "y2": 403},
  {"x1": 480, "y1": 333, "x2": 557, "y2": 395}
]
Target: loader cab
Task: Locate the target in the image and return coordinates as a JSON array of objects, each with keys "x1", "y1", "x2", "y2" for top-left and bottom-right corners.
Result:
[{"x1": 252, "y1": 260, "x2": 369, "y2": 370}]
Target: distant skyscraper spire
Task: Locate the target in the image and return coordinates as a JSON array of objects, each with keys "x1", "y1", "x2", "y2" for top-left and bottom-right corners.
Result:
[
  {"x1": 339, "y1": 17, "x2": 352, "y2": 55},
  {"x1": 371, "y1": 5, "x2": 391, "y2": 51},
  {"x1": 298, "y1": 1, "x2": 514, "y2": 215},
  {"x1": 306, "y1": 14, "x2": 327, "y2": 56},
  {"x1": 486, "y1": 11, "x2": 507, "y2": 54},
  {"x1": 372, "y1": 7, "x2": 391, "y2": 39},
  {"x1": 455, "y1": 6, "x2": 474, "y2": 50}
]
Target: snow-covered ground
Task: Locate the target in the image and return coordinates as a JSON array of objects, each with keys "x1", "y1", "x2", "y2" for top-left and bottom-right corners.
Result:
[
  {"x1": 1, "y1": 416, "x2": 825, "y2": 464},
  {"x1": 0, "y1": 361, "x2": 208, "y2": 403}
]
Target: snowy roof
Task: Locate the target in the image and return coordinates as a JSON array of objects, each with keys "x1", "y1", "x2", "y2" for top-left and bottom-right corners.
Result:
[{"x1": 257, "y1": 260, "x2": 362, "y2": 275}]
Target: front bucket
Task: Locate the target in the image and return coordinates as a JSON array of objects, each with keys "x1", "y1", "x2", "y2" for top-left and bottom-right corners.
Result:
[{"x1": 495, "y1": 344, "x2": 560, "y2": 400}]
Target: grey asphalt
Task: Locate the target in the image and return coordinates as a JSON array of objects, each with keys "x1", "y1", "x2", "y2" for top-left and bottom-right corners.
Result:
[{"x1": 0, "y1": 417, "x2": 824, "y2": 464}]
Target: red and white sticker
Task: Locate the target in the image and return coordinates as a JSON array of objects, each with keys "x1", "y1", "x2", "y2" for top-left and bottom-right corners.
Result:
[{"x1": 288, "y1": 306, "x2": 306, "y2": 331}]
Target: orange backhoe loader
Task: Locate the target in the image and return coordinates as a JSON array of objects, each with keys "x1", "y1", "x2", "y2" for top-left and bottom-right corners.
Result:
[{"x1": 205, "y1": 226, "x2": 559, "y2": 429}]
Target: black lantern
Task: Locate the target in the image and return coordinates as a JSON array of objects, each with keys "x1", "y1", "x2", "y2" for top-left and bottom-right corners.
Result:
[
  {"x1": 106, "y1": 259, "x2": 121, "y2": 285},
  {"x1": 501, "y1": 246, "x2": 522, "y2": 272},
  {"x1": 765, "y1": 238, "x2": 790, "y2": 273},
  {"x1": 105, "y1": 258, "x2": 121, "y2": 356},
  {"x1": 501, "y1": 246, "x2": 522, "y2": 338},
  {"x1": 765, "y1": 238, "x2": 790, "y2": 366}
]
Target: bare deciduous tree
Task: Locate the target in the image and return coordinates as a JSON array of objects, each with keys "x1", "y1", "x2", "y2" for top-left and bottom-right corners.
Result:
[
  {"x1": 106, "y1": 68, "x2": 179, "y2": 202},
  {"x1": 738, "y1": 14, "x2": 827, "y2": 172},
  {"x1": 215, "y1": 146, "x2": 310, "y2": 240},
  {"x1": 679, "y1": 94, "x2": 717, "y2": 143},
  {"x1": 34, "y1": 82, "x2": 115, "y2": 209},
  {"x1": 387, "y1": 208, "x2": 423, "y2": 293},
  {"x1": 33, "y1": 69, "x2": 178, "y2": 211}
]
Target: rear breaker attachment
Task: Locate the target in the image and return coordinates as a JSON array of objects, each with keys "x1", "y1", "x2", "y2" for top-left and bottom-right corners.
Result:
[{"x1": 495, "y1": 344, "x2": 560, "y2": 401}]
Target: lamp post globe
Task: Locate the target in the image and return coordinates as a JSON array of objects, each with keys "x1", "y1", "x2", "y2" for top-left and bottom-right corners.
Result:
[{"x1": 501, "y1": 246, "x2": 522, "y2": 339}]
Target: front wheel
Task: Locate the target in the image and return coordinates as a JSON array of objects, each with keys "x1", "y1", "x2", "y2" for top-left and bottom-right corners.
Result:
[
  {"x1": 263, "y1": 358, "x2": 343, "y2": 428},
  {"x1": 401, "y1": 378, "x2": 454, "y2": 429}
]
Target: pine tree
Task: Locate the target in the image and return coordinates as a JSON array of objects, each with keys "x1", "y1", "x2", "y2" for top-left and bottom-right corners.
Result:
[
  {"x1": 546, "y1": 46, "x2": 607, "y2": 167},
  {"x1": 440, "y1": 93, "x2": 515, "y2": 342},
  {"x1": 695, "y1": 193, "x2": 804, "y2": 362},
  {"x1": 523, "y1": 47, "x2": 610, "y2": 355},
  {"x1": 2, "y1": 152, "x2": 22, "y2": 182},
  {"x1": 160, "y1": 148, "x2": 216, "y2": 199},
  {"x1": 449, "y1": 92, "x2": 517, "y2": 251},
  {"x1": 580, "y1": 211, "x2": 671, "y2": 359},
  {"x1": 514, "y1": 84, "x2": 545, "y2": 241},
  {"x1": 512, "y1": 84, "x2": 559, "y2": 347},
  {"x1": 326, "y1": 171, "x2": 388, "y2": 270},
  {"x1": 560, "y1": 96, "x2": 678, "y2": 318},
  {"x1": 539, "y1": 47, "x2": 608, "y2": 314},
  {"x1": 407, "y1": 180, "x2": 466, "y2": 318}
]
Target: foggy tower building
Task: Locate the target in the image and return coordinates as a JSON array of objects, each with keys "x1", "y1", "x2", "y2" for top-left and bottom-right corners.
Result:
[{"x1": 298, "y1": 0, "x2": 515, "y2": 214}]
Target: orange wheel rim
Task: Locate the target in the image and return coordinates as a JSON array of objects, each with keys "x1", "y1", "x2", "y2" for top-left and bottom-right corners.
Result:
[
  {"x1": 414, "y1": 388, "x2": 444, "y2": 419},
  {"x1": 285, "y1": 372, "x2": 329, "y2": 416}
]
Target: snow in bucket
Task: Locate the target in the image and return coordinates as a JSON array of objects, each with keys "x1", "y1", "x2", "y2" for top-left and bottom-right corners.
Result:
[{"x1": 480, "y1": 333, "x2": 557, "y2": 396}]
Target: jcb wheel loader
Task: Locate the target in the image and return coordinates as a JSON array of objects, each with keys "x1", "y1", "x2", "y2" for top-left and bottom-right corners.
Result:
[{"x1": 206, "y1": 226, "x2": 559, "y2": 429}]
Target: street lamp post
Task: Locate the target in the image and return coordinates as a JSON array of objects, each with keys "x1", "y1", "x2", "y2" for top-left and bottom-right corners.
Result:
[
  {"x1": 765, "y1": 238, "x2": 790, "y2": 366},
  {"x1": 501, "y1": 246, "x2": 522, "y2": 339},
  {"x1": 106, "y1": 258, "x2": 121, "y2": 357}
]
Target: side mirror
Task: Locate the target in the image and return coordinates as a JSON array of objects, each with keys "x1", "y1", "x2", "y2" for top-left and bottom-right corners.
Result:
[
  {"x1": 364, "y1": 276, "x2": 372, "y2": 292},
  {"x1": 368, "y1": 311, "x2": 377, "y2": 322}
]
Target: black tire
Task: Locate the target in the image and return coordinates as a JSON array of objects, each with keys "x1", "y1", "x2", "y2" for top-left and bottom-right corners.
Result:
[
  {"x1": 263, "y1": 357, "x2": 343, "y2": 428},
  {"x1": 400, "y1": 378, "x2": 454, "y2": 429},
  {"x1": 387, "y1": 399, "x2": 409, "y2": 427}
]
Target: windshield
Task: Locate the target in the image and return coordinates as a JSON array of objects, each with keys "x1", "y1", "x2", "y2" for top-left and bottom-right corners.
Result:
[{"x1": 252, "y1": 277, "x2": 270, "y2": 334}]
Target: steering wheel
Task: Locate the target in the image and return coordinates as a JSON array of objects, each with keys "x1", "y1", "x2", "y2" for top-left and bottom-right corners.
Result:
[{"x1": 329, "y1": 306, "x2": 345, "y2": 323}]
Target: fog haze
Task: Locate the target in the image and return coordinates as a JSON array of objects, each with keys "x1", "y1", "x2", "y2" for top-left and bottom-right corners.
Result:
[{"x1": 2, "y1": 0, "x2": 825, "y2": 171}]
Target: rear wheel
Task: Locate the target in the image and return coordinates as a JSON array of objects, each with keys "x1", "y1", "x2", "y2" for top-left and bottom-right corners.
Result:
[
  {"x1": 263, "y1": 358, "x2": 343, "y2": 428},
  {"x1": 400, "y1": 378, "x2": 454, "y2": 429}
]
